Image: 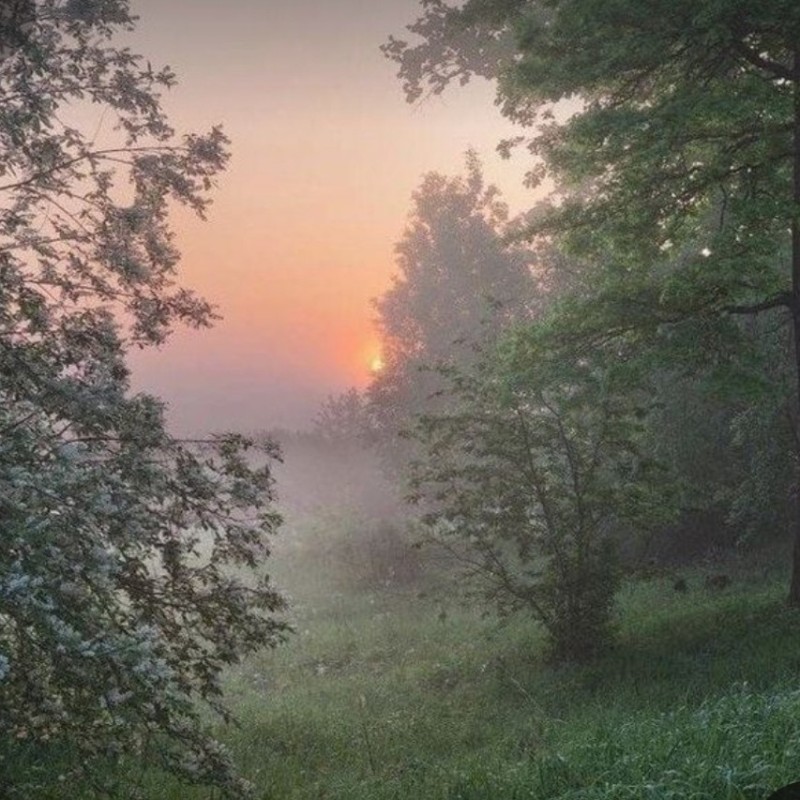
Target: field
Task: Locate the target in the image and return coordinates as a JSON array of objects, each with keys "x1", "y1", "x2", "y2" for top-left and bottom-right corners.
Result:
[{"x1": 131, "y1": 541, "x2": 800, "y2": 800}]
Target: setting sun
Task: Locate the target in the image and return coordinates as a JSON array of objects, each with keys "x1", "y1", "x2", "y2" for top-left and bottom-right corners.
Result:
[{"x1": 369, "y1": 354, "x2": 385, "y2": 374}]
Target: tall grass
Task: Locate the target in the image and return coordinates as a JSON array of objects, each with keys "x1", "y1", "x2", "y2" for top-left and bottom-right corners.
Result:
[{"x1": 73, "y1": 545, "x2": 800, "y2": 799}]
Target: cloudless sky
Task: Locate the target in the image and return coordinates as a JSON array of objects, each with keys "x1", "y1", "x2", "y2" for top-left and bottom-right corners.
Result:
[{"x1": 125, "y1": 0, "x2": 532, "y2": 434}]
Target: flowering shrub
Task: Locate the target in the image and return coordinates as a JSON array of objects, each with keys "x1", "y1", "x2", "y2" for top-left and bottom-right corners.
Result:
[{"x1": 0, "y1": 2, "x2": 286, "y2": 796}]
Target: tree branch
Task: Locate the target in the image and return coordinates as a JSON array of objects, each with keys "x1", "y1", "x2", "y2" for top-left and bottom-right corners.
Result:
[
  {"x1": 731, "y1": 39, "x2": 793, "y2": 81},
  {"x1": 0, "y1": 145, "x2": 187, "y2": 195},
  {"x1": 723, "y1": 291, "x2": 792, "y2": 315}
]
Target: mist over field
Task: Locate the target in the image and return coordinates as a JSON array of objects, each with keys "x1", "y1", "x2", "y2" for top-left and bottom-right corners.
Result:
[{"x1": 3, "y1": 2, "x2": 800, "y2": 800}]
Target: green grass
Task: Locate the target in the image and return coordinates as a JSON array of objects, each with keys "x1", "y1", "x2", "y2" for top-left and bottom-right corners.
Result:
[{"x1": 77, "y1": 548, "x2": 800, "y2": 798}]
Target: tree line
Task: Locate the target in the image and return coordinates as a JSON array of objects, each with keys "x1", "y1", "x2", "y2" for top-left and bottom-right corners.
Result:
[
  {"x1": 357, "y1": 0, "x2": 800, "y2": 660},
  {"x1": 2, "y1": 0, "x2": 800, "y2": 796}
]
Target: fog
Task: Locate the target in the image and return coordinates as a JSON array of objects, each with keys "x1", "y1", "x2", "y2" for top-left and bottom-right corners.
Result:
[
  {"x1": 6, "y1": 2, "x2": 798, "y2": 799},
  {"x1": 125, "y1": 0, "x2": 532, "y2": 435}
]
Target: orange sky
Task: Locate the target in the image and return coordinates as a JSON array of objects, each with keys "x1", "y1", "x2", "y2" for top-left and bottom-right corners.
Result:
[{"x1": 126, "y1": 0, "x2": 534, "y2": 434}]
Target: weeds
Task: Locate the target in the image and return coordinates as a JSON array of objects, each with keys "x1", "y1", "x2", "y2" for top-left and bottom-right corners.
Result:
[{"x1": 62, "y1": 550, "x2": 800, "y2": 799}]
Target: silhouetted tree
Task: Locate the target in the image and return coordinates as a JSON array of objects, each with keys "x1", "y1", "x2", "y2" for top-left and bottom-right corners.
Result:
[
  {"x1": 368, "y1": 152, "x2": 536, "y2": 468},
  {"x1": 314, "y1": 388, "x2": 373, "y2": 448}
]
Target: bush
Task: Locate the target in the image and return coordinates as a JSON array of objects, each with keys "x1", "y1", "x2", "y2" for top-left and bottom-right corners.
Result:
[
  {"x1": 282, "y1": 508, "x2": 422, "y2": 593},
  {"x1": 409, "y1": 343, "x2": 667, "y2": 662}
]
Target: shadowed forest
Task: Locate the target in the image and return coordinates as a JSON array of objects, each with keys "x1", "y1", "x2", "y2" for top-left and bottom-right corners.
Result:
[{"x1": 3, "y1": 1, "x2": 800, "y2": 799}]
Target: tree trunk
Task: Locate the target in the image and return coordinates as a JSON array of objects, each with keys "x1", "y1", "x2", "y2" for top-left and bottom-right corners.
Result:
[{"x1": 789, "y1": 48, "x2": 800, "y2": 605}]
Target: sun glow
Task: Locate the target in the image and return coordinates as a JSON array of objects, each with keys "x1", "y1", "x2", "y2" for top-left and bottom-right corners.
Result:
[{"x1": 369, "y1": 354, "x2": 385, "y2": 374}]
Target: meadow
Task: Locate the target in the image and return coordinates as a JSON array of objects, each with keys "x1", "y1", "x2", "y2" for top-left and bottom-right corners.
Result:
[{"x1": 132, "y1": 538, "x2": 800, "y2": 800}]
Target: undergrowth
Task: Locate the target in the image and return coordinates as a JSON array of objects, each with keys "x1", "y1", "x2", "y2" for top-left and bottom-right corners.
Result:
[{"x1": 77, "y1": 545, "x2": 800, "y2": 799}]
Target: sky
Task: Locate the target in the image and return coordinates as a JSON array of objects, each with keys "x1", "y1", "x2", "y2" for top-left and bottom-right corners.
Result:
[{"x1": 125, "y1": 0, "x2": 533, "y2": 435}]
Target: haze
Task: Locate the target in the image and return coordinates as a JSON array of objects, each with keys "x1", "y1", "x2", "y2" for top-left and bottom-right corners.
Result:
[{"x1": 125, "y1": 0, "x2": 530, "y2": 434}]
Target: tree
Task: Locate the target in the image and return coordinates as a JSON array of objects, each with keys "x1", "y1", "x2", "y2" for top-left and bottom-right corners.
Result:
[
  {"x1": 368, "y1": 152, "x2": 536, "y2": 467},
  {"x1": 0, "y1": 3, "x2": 286, "y2": 797},
  {"x1": 642, "y1": 315, "x2": 795, "y2": 560},
  {"x1": 313, "y1": 388, "x2": 374, "y2": 450},
  {"x1": 0, "y1": 0, "x2": 35, "y2": 61},
  {"x1": 408, "y1": 333, "x2": 665, "y2": 661},
  {"x1": 386, "y1": 0, "x2": 800, "y2": 602}
]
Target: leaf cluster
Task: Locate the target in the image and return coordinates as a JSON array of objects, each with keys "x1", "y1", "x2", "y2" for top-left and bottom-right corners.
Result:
[{"x1": 0, "y1": 4, "x2": 287, "y2": 797}]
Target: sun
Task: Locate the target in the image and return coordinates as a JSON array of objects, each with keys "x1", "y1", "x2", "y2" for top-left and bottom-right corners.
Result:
[{"x1": 369, "y1": 354, "x2": 385, "y2": 374}]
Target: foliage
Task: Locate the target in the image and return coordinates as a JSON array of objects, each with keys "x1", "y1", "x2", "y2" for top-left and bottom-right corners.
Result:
[
  {"x1": 387, "y1": 0, "x2": 800, "y2": 596},
  {"x1": 279, "y1": 508, "x2": 422, "y2": 594},
  {"x1": 73, "y1": 546, "x2": 800, "y2": 799},
  {"x1": 645, "y1": 311, "x2": 796, "y2": 556},
  {"x1": 407, "y1": 330, "x2": 669, "y2": 661},
  {"x1": 0, "y1": 2, "x2": 286, "y2": 796},
  {"x1": 368, "y1": 152, "x2": 536, "y2": 470},
  {"x1": 313, "y1": 388, "x2": 374, "y2": 449},
  {"x1": 387, "y1": 0, "x2": 800, "y2": 396},
  {"x1": 387, "y1": 0, "x2": 799, "y2": 257}
]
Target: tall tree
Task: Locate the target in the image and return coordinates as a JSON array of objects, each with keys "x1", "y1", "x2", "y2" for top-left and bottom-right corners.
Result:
[
  {"x1": 0, "y1": 3, "x2": 286, "y2": 797},
  {"x1": 385, "y1": 0, "x2": 800, "y2": 602},
  {"x1": 368, "y1": 152, "x2": 536, "y2": 464}
]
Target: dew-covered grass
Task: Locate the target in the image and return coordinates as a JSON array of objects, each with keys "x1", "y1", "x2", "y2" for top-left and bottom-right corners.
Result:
[{"x1": 82, "y1": 545, "x2": 800, "y2": 799}]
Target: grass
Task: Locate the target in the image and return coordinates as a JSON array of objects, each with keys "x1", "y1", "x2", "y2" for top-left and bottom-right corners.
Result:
[{"x1": 73, "y1": 544, "x2": 800, "y2": 798}]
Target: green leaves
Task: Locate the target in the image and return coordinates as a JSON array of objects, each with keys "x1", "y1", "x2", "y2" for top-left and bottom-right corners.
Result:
[
  {"x1": 408, "y1": 321, "x2": 671, "y2": 661},
  {"x1": 389, "y1": 0, "x2": 800, "y2": 634},
  {"x1": 0, "y1": 5, "x2": 285, "y2": 798}
]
